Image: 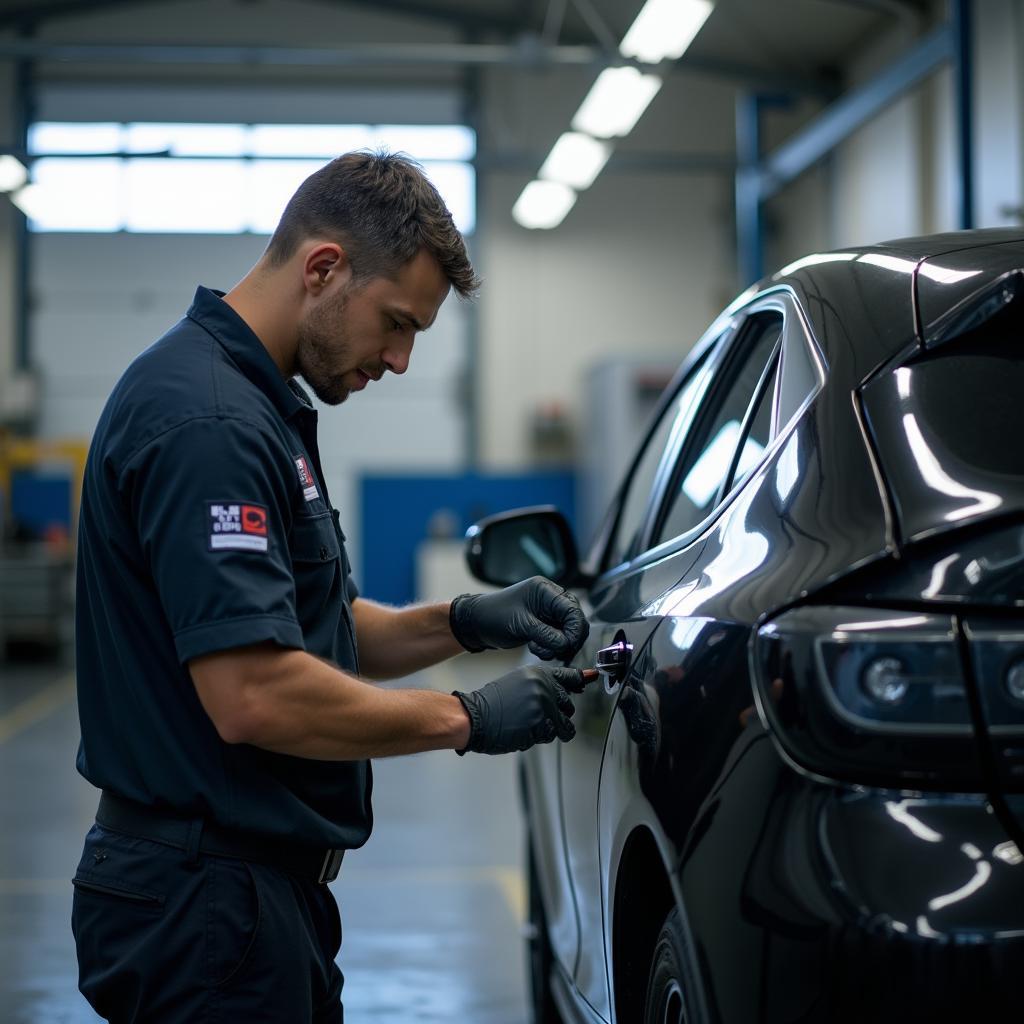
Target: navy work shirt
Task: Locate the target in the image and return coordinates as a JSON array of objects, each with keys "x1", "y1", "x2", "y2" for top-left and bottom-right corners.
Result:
[{"x1": 76, "y1": 286, "x2": 372, "y2": 850}]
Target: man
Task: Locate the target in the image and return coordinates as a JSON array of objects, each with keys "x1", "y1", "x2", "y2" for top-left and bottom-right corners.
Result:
[{"x1": 71, "y1": 150, "x2": 590, "y2": 1022}]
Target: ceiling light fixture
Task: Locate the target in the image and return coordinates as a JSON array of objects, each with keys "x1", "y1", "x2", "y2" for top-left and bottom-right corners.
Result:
[
  {"x1": 0, "y1": 154, "x2": 28, "y2": 193},
  {"x1": 620, "y1": 0, "x2": 714, "y2": 64},
  {"x1": 512, "y1": 180, "x2": 577, "y2": 230},
  {"x1": 571, "y1": 66, "x2": 663, "y2": 139},
  {"x1": 538, "y1": 132, "x2": 613, "y2": 191},
  {"x1": 513, "y1": 0, "x2": 715, "y2": 228},
  {"x1": 9, "y1": 182, "x2": 43, "y2": 217}
]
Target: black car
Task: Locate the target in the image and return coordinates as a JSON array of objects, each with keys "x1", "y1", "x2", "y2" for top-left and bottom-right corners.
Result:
[{"x1": 465, "y1": 230, "x2": 1024, "y2": 1024}]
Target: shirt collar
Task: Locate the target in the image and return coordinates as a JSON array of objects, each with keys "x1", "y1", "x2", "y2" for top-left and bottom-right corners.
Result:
[{"x1": 186, "y1": 286, "x2": 305, "y2": 420}]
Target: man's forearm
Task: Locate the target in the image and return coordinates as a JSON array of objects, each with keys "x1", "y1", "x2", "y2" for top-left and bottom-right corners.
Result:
[
  {"x1": 191, "y1": 645, "x2": 471, "y2": 760},
  {"x1": 352, "y1": 597, "x2": 466, "y2": 680}
]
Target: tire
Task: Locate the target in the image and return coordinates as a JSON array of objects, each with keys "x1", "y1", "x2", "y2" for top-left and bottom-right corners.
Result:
[
  {"x1": 526, "y1": 843, "x2": 562, "y2": 1024},
  {"x1": 643, "y1": 907, "x2": 693, "y2": 1024}
]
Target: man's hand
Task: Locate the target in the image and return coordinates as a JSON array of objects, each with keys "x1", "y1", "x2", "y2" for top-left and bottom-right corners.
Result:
[
  {"x1": 449, "y1": 576, "x2": 590, "y2": 660},
  {"x1": 453, "y1": 665, "x2": 592, "y2": 755}
]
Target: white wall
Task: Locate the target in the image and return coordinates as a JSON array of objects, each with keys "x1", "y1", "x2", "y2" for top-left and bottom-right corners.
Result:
[
  {"x1": 477, "y1": 66, "x2": 739, "y2": 468},
  {"x1": 975, "y1": 0, "x2": 1024, "y2": 227},
  {"x1": 829, "y1": 13, "x2": 959, "y2": 248},
  {"x1": 479, "y1": 170, "x2": 733, "y2": 469}
]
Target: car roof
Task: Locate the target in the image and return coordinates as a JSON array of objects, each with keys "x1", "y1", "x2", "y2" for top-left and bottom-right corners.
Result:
[
  {"x1": 764, "y1": 229, "x2": 1024, "y2": 380},
  {"x1": 872, "y1": 227, "x2": 1024, "y2": 260}
]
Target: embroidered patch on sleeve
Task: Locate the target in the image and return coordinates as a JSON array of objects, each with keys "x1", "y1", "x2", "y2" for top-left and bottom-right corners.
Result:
[
  {"x1": 208, "y1": 503, "x2": 269, "y2": 552},
  {"x1": 294, "y1": 455, "x2": 319, "y2": 502}
]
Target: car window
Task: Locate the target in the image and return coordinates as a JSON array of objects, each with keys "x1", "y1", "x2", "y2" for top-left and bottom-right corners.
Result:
[
  {"x1": 604, "y1": 353, "x2": 712, "y2": 570},
  {"x1": 776, "y1": 309, "x2": 820, "y2": 426},
  {"x1": 724, "y1": 349, "x2": 779, "y2": 494},
  {"x1": 653, "y1": 315, "x2": 782, "y2": 547}
]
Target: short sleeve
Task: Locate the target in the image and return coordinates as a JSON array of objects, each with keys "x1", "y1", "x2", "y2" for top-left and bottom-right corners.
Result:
[{"x1": 122, "y1": 416, "x2": 303, "y2": 663}]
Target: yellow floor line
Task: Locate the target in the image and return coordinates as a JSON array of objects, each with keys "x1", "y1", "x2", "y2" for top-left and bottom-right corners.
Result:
[
  {"x1": 0, "y1": 674, "x2": 76, "y2": 745},
  {"x1": 492, "y1": 866, "x2": 526, "y2": 924}
]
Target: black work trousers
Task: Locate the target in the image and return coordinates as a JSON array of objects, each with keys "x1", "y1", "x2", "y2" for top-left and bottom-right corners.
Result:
[{"x1": 71, "y1": 824, "x2": 344, "y2": 1023}]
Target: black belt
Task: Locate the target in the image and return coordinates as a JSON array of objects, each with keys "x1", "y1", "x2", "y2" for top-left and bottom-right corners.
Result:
[{"x1": 96, "y1": 791, "x2": 344, "y2": 884}]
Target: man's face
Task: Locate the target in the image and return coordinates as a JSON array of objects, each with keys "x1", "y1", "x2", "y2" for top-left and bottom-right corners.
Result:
[{"x1": 295, "y1": 247, "x2": 451, "y2": 405}]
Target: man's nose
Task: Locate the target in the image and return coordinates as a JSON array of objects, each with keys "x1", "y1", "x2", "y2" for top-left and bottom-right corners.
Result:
[{"x1": 382, "y1": 339, "x2": 413, "y2": 375}]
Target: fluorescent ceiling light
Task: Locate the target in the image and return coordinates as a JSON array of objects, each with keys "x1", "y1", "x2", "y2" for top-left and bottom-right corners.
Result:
[
  {"x1": 621, "y1": 0, "x2": 714, "y2": 64},
  {"x1": 571, "y1": 66, "x2": 662, "y2": 139},
  {"x1": 539, "y1": 132, "x2": 612, "y2": 191},
  {"x1": 512, "y1": 180, "x2": 577, "y2": 230},
  {"x1": 9, "y1": 183, "x2": 44, "y2": 219},
  {"x1": 0, "y1": 155, "x2": 28, "y2": 192}
]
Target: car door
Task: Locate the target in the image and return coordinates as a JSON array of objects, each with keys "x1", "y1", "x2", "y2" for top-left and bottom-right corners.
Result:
[
  {"x1": 559, "y1": 309, "x2": 788, "y2": 1020},
  {"x1": 595, "y1": 297, "x2": 828, "y2": 1023},
  {"x1": 529, "y1": 333, "x2": 721, "y2": 1003}
]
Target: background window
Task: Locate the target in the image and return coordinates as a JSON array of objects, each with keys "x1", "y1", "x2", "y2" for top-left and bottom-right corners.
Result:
[{"x1": 20, "y1": 121, "x2": 477, "y2": 235}]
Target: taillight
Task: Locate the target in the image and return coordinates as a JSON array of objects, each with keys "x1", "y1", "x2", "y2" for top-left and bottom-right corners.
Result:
[
  {"x1": 962, "y1": 619, "x2": 1024, "y2": 789},
  {"x1": 753, "y1": 606, "x2": 985, "y2": 788}
]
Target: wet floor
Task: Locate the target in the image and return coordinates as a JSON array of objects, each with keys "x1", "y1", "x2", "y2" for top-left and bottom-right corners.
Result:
[{"x1": 0, "y1": 652, "x2": 529, "y2": 1023}]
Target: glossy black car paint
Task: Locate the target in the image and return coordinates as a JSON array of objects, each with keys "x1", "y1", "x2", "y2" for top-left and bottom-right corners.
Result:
[{"x1": 489, "y1": 231, "x2": 1024, "y2": 1024}]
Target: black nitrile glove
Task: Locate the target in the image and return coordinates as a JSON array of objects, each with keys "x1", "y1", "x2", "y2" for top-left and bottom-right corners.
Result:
[
  {"x1": 450, "y1": 576, "x2": 589, "y2": 661},
  {"x1": 453, "y1": 665, "x2": 590, "y2": 755}
]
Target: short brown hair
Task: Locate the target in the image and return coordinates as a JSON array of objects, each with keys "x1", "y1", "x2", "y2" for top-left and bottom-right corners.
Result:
[{"x1": 264, "y1": 149, "x2": 479, "y2": 298}]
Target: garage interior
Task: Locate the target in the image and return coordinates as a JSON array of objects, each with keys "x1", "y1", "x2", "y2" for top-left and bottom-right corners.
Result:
[{"x1": 0, "y1": 0, "x2": 1020, "y2": 1021}]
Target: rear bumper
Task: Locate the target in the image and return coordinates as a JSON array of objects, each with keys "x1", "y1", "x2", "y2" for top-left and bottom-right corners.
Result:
[{"x1": 679, "y1": 769, "x2": 1024, "y2": 1022}]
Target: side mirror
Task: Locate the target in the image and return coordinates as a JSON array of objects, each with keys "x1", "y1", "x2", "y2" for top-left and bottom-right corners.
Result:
[{"x1": 464, "y1": 505, "x2": 584, "y2": 588}]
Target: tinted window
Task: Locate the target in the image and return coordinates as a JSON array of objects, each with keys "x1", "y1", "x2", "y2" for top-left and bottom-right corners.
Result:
[
  {"x1": 726, "y1": 355, "x2": 778, "y2": 494},
  {"x1": 775, "y1": 309, "x2": 820, "y2": 427},
  {"x1": 654, "y1": 316, "x2": 782, "y2": 546},
  {"x1": 604, "y1": 355, "x2": 712, "y2": 569}
]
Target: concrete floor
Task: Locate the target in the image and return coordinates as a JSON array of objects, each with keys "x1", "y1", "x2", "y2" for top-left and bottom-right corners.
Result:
[{"x1": 0, "y1": 652, "x2": 529, "y2": 1023}]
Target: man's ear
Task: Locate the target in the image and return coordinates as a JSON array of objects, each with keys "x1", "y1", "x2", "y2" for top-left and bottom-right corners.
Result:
[{"x1": 303, "y1": 243, "x2": 352, "y2": 294}]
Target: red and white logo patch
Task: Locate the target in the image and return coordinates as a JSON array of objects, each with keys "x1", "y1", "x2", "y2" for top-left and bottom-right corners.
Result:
[
  {"x1": 294, "y1": 456, "x2": 319, "y2": 502},
  {"x1": 208, "y1": 503, "x2": 269, "y2": 552}
]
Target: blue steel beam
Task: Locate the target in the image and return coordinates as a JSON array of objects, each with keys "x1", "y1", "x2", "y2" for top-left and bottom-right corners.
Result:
[
  {"x1": 758, "y1": 23, "x2": 953, "y2": 201},
  {"x1": 735, "y1": 93, "x2": 765, "y2": 286},
  {"x1": 952, "y1": 0, "x2": 974, "y2": 228}
]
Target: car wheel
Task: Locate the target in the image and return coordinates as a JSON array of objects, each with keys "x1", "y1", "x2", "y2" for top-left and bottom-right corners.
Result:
[
  {"x1": 643, "y1": 908, "x2": 692, "y2": 1024},
  {"x1": 526, "y1": 843, "x2": 561, "y2": 1024}
]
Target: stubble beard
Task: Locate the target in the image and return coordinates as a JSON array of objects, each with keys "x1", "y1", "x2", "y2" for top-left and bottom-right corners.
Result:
[{"x1": 295, "y1": 288, "x2": 354, "y2": 406}]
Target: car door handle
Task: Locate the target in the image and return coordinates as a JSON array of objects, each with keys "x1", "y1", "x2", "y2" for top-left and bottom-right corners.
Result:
[{"x1": 595, "y1": 640, "x2": 634, "y2": 682}]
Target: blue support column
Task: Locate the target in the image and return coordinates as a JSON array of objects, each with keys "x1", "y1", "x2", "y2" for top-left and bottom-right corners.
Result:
[
  {"x1": 952, "y1": 0, "x2": 974, "y2": 228},
  {"x1": 735, "y1": 92, "x2": 764, "y2": 287}
]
